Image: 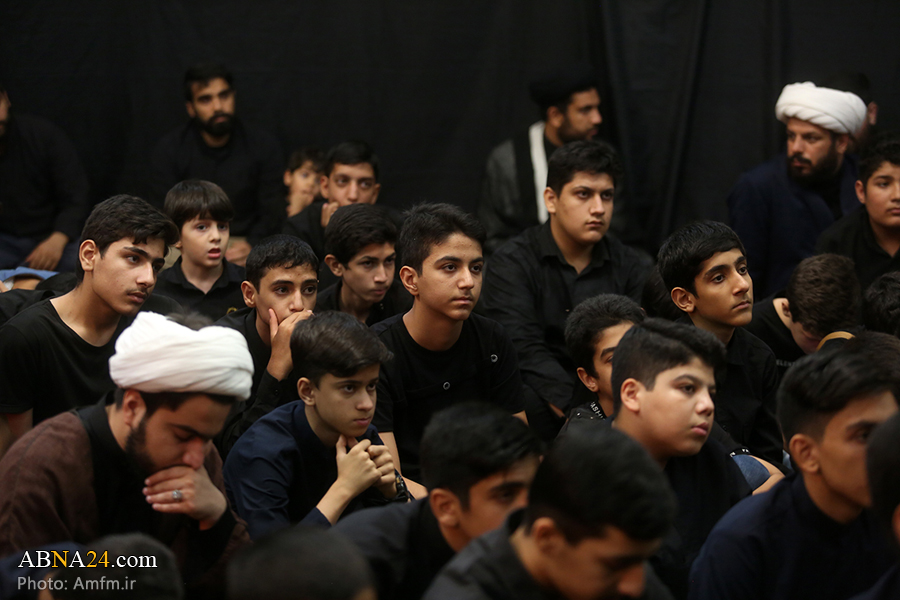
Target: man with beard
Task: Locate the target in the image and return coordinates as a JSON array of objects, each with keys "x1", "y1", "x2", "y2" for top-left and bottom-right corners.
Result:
[
  {"x1": 150, "y1": 63, "x2": 284, "y2": 265},
  {"x1": 0, "y1": 81, "x2": 91, "y2": 271},
  {"x1": 478, "y1": 64, "x2": 602, "y2": 254},
  {"x1": 0, "y1": 311, "x2": 253, "y2": 598},
  {"x1": 728, "y1": 81, "x2": 867, "y2": 297}
]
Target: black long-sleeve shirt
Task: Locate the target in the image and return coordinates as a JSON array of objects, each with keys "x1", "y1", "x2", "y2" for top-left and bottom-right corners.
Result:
[
  {"x1": 0, "y1": 114, "x2": 90, "y2": 240},
  {"x1": 149, "y1": 120, "x2": 284, "y2": 243}
]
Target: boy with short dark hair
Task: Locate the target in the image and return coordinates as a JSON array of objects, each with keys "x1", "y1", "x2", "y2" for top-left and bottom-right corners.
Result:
[
  {"x1": 689, "y1": 334, "x2": 900, "y2": 600},
  {"x1": 610, "y1": 319, "x2": 752, "y2": 598},
  {"x1": 284, "y1": 147, "x2": 325, "y2": 217},
  {"x1": 224, "y1": 311, "x2": 404, "y2": 537},
  {"x1": 746, "y1": 253, "x2": 861, "y2": 377},
  {"x1": 373, "y1": 202, "x2": 527, "y2": 499},
  {"x1": 318, "y1": 203, "x2": 411, "y2": 325},
  {"x1": 657, "y1": 220, "x2": 783, "y2": 465},
  {"x1": 154, "y1": 179, "x2": 246, "y2": 320},
  {"x1": 817, "y1": 133, "x2": 900, "y2": 290},
  {"x1": 215, "y1": 234, "x2": 318, "y2": 454},
  {"x1": 863, "y1": 271, "x2": 900, "y2": 338},
  {"x1": 336, "y1": 403, "x2": 543, "y2": 600}
]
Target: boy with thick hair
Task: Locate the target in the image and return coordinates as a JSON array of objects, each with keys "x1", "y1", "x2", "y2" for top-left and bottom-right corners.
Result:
[
  {"x1": 424, "y1": 426, "x2": 677, "y2": 600},
  {"x1": 817, "y1": 133, "x2": 900, "y2": 290},
  {"x1": 215, "y1": 234, "x2": 318, "y2": 454},
  {"x1": 689, "y1": 334, "x2": 900, "y2": 600},
  {"x1": 154, "y1": 179, "x2": 246, "y2": 320},
  {"x1": 336, "y1": 403, "x2": 543, "y2": 600},
  {"x1": 318, "y1": 203, "x2": 411, "y2": 325},
  {"x1": 483, "y1": 140, "x2": 649, "y2": 441},
  {"x1": 610, "y1": 319, "x2": 751, "y2": 598},
  {"x1": 657, "y1": 220, "x2": 783, "y2": 465},
  {"x1": 284, "y1": 146, "x2": 324, "y2": 217},
  {"x1": 0, "y1": 195, "x2": 178, "y2": 448},
  {"x1": 372, "y1": 202, "x2": 527, "y2": 499},
  {"x1": 224, "y1": 311, "x2": 403, "y2": 537},
  {"x1": 863, "y1": 271, "x2": 900, "y2": 338},
  {"x1": 746, "y1": 253, "x2": 861, "y2": 377}
]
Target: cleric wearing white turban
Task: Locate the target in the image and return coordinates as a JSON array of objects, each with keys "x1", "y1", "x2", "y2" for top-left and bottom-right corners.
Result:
[{"x1": 775, "y1": 82, "x2": 867, "y2": 137}]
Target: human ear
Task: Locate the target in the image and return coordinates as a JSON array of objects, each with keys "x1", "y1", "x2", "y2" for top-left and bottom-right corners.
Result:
[
  {"x1": 240, "y1": 281, "x2": 257, "y2": 308},
  {"x1": 185, "y1": 101, "x2": 196, "y2": 119},
  {"x1": 429, "y1": 488, "x2": 462, "y2": 528},
  {"x1": 855, "y1": 179, "x2": 866, "y2": 205},
  {"x1": 399, "y1": 265, "x2": 419, "y2": 296},
  {"x1": 546, "y1": 105, "x2": 565, "y2": 129},
  {"x1": 544, "y1": 187, "x2": 558, "y2": 216},
  {"x1": 619, "y1": 379, "x2": 643, "y2": 414},
  {"x1": 577, "y1": 367, "x2": 599, "y2": 392},
  {"x1": 531, "y1": 517, "x2": 566, "y2": 557},
  {"x1": 788, "y1": 434, "x2": 819, "y2": 474},
  {"x1": 297, "y1": 378, "x2": 316, "y2": 407},
  {"x1": 319, "y1": 175, "x2": 331, "y2": 200},
  {"x1": 781, "y1": 300, "x2": 793, "y2": 321},
  {"x1": 283, "y1": 170, "x2": 293, "y2": 187},
  {"x1": 835, "y1": 133, "x2": 850, "y2": 155},
  {"x1": 79, "y1": 240, "x2": 99, "y2": 275},
  {"x1": 122, "y1": 389, "x2": 147, "y2": 429},
  {"x1": 671, "y1": 287, "x2": 695, "y2": 313},
  {"x1": 324, "y1": 255, "x2": 344, "y2": 278}
]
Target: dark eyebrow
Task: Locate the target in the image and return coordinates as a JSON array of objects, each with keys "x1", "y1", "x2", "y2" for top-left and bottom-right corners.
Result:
[
  {"x1": 845, "y1": 419, "x2": 882, "y2": 433},
  {"x1": 489, "y1": 480, "x2": 528, "y2": 495},
  {"x1": 702, "y1": 263, "x2": 728, "y2": 279},
  {"x1": 172, "y1": 423, "x2": 212, "y2": 441},
  {"x1": 302, "y1": 278, "x2": 318, "y2": 286},
  {"x1": 269, "y1": 279, "x2": 295, "y2": 287},
  {"x1": 123, "y1": 246, "x2": 150, "y2": 259},
  {"x1": 599, "y1": 345, "x2": 618, "y2": 358}
]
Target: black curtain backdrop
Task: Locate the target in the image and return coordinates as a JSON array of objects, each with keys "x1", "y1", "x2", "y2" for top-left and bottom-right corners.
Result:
[{"x1": 2, "y1": 0, "x2": 899, "y2": 253}]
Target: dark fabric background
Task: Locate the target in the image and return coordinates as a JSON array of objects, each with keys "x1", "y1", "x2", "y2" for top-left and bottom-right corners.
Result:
[{"x1": 2, "y1": 0, "x2": 898, "y2": 252}]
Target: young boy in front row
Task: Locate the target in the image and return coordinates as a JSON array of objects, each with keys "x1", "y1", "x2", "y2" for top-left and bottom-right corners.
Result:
[
  {"x1": 689, "y1": 334, "x2": 900, "y2": 600},
  {"x1": 373, "y1": 203, "x2": 527, "y2": 500},
  {"x1": 318, "y1": 203, "x2": 412, "y2": 325},
  {"x1": 154, "y1": 179, "x2": 246, "y2": 320},
  {"x1": 224, "y1": 311, "x2": 408, "y2": 539},
  {"x1": 657, "y1": 220, "x2": 783, "y2": 466}
]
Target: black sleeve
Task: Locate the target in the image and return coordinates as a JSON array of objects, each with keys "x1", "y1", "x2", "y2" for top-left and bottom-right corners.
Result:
[
  {"x1": 749, "y1": 349, "x2": 784, "y2": 466},
  {"x1": 373, "y1": 359, "x2": 397, "y2": 433},
  {"x1": 0, "y1": 325, "x2": 40, "y2": 413},
  {"x1": 488, "y1": 321, "x2": 526, "y2": 414},
  {"x1": 45, "y1": 126, "x2": 91, "y2": 241}
]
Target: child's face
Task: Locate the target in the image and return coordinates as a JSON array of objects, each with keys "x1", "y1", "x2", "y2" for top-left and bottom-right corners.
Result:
[
  {"x1": 545, "y1": 171, "x2": 614, "y2": 248},
  {"x1": 321, "y1": 162, "x2": 380, "y2": 206},
  {"x1": 243, "y1": 264, "x2": 318, "y2": 325},
  {"x1": 406, "y1": 233, "x2": 483, "y2": 322},
  {"x1": 178, "y1": 217, "x2": 229, "y2": 269},
  {"x1": 284, "y1": 160, "x2": 321, "y2": 206},
  {"x1": 304, "y1": 364, "x2": 380, "y2": 438},
  {"x1": 339, "y1": 242, "x2": 396, "y2": 306},
  {"x1": 579, "y1": 322, "x2": 634, "y2": 405},
  {"x1": 686, "y1": 248, "x2": 753, "y2": 330},
  {"x1": 856, "y1": 161, "x2": 900, "y2": 232}
]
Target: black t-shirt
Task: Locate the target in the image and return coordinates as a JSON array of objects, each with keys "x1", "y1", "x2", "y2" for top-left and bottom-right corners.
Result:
[
  {"x1": 315, "y1": 279, "x2": 412, "y2": 327},
  {"x1": 745, "y1": 294, "x2": 804, "y2": 379},
  {"x1": 153, "y1": 257, "x2": 246, "y2": 322},
  {"x1": 372, "y1": 313, "x2": 525, "y2": 480},
  {"x1": 816, "y1": 207, "x2": 900, "y2": 291}
]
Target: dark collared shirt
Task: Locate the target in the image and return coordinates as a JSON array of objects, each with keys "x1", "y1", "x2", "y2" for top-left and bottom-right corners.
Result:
[
  {"x1": 153, "y1": 257, "x2": 245, "y2": 321},
  {"x1": 316, "y1": 278, "x2": 412, "y2": 327},
  {"x1": 816, "y1": 206, "x2": 900, "y2": 291},
  {"x1": 335, "y1": 499, "x2": 456, "y2": 600},
  {"x1": 689, "y1": 474, "x2": 894, "y2": 600},
  {"x1": 482, "y1": 222, "x2": 649, "y2": 413}
]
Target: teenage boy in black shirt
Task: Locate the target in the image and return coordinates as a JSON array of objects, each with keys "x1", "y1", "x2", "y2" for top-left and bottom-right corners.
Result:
[
  {"x1": 658, "y1": 220, "x2": 783, "y2": 465},
  {"x1": 373, "y1": 202, "x2": 527, "y2": 499},
  {"x1": 424, "y1": 426, "x2": 677, "y2": 600},
  {"x1": 154, "y1": 180, "x2": 246, "y2": 320},
  {"x1": 215, "y1": 234, "x2": 317, "y2": 455},
  {"x1": 0, "y1": 195, "x2": 177, "y2": 452},
  {"x1": 482, "y1": 140, "x2": 648, "y2": 441},
  {"x1": 817, "y1": 134, "x2": 900, "y2": 290},
  {"x1": 746, "y1": 253, "x2": 860, "y2": 378},
  {"x1": 689, "y1": 334, "x2": 899, "y2": 600},
  {"x1": 611, "y1": 319, "x2": 752, "y2": 599},
  {"x1": 317, "y1": 203, "x2": 411, "y2": 325},
  {"x1": 336, "y1": 403, "x2": 542, "y2": 600},
  {"x1": 224, "y1": 311, "x2": 403, "y2": 537}
]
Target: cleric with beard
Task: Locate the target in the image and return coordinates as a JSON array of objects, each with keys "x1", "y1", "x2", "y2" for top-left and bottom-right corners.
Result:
[
  {"x1": 727, "y1": 81, "x2": 867, "y2": 296},
  {"x1": 149, "y1": 63, "x2": 285, "y2": 264},
  {"x1": 0, "y1": 311, "x2": 253, "y2": 598}
]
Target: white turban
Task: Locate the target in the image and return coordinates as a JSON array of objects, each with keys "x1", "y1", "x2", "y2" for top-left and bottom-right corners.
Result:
[
  {"x1": 109, "y1": 312, "x2": 254, "y2": 400},
  {"x1": 775, "y1": 82, "x2": 867, "y2": 136}
]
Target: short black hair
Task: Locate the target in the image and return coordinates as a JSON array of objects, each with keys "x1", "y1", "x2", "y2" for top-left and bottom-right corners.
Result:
[
  {"x1": 324, "y1": 140, "x2": 380, "y2": 182},
  {"x1": 866, "y1": 412, "x2": 900, "y2": 541},
  {"x1": 420, "y1": 403, "x2": 543, "y2": 507},
  {"x1": 641, "y1": 266, "x2": 684, "y2": 321},
  {"x1": 183, "y1": 62, "x2": 233, "y2": 102},
  {"x1": 778, "y1": 333, "x2": 900, "y2": 442},
  {"x1": 863, "y1": 272, "x2": 900, "y2": 338},
  {"x1": 525, "y1": 426, "x2": 676, "y2": 544},
  {"x1": 859, "y1": 132, "x2": 900, "y2": 186},
  {"x1": 163, "y1": 179, "x2": 234, "y2": 231},
  {"x1": 290, "y1": 311, "x2": 393, "y2": 386},
  {"x1": 324, "y1": 204, "x2": 397, "y2": 265},
  {"x1": 75, "y1": 195, "x2": 179, "y2": 282},
  {"x1": 546, "y1": 140, "x2": 624, "y2": 195},
  {"x1": 227, "y1": 526, "x2": 373, "y2": 600},
  {"x1": 611, "y1": 319, "x2": 726, "y2": 414},
  {"x1": 565, "y1": 294, "x2": 644, "y2": 377},
  {"x1": 529, "y1": 64, "x2": 597, "y2": 121},
  {"x1": 52, "y1": 533, "x2": 183, "y2": 600},
  {"x1": 397, "y1": 202, "x2": 485, "y2": 274},
  {"x1": 785, "y1": 254, "x2": 860, "y2": 336},
  {"x1": 657, "y1": 220, "x2": 745, "y2": 295},
  {"x1": 287, "y1": 146, "x2": 325, "y2": 173},
  {"x1": 245, "y1": 235, "x2": 319, "y2": 290}
]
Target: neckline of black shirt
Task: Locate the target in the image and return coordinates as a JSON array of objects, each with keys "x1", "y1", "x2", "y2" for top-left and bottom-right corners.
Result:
[
  {"x1": 536, "y1": 220, "x2": 611, "y2": 271},
  {"x1": 161, "y1": 256, "x2": 244, "y2": 293}
]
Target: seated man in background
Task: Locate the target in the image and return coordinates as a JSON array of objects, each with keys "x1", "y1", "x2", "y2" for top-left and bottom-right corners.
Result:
[
  {"x1": 336, "y1": 403, "x2": 542, "y2": 600},
  {"x1": 154, "y1": 179, "x2": 246, "y2": 320},
  {"x1": 318, "y1": 203, "x2": 411, "y2": 325},
  {"x1": 284, "y1": 146, "x2": 324, "y2": 218}
]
